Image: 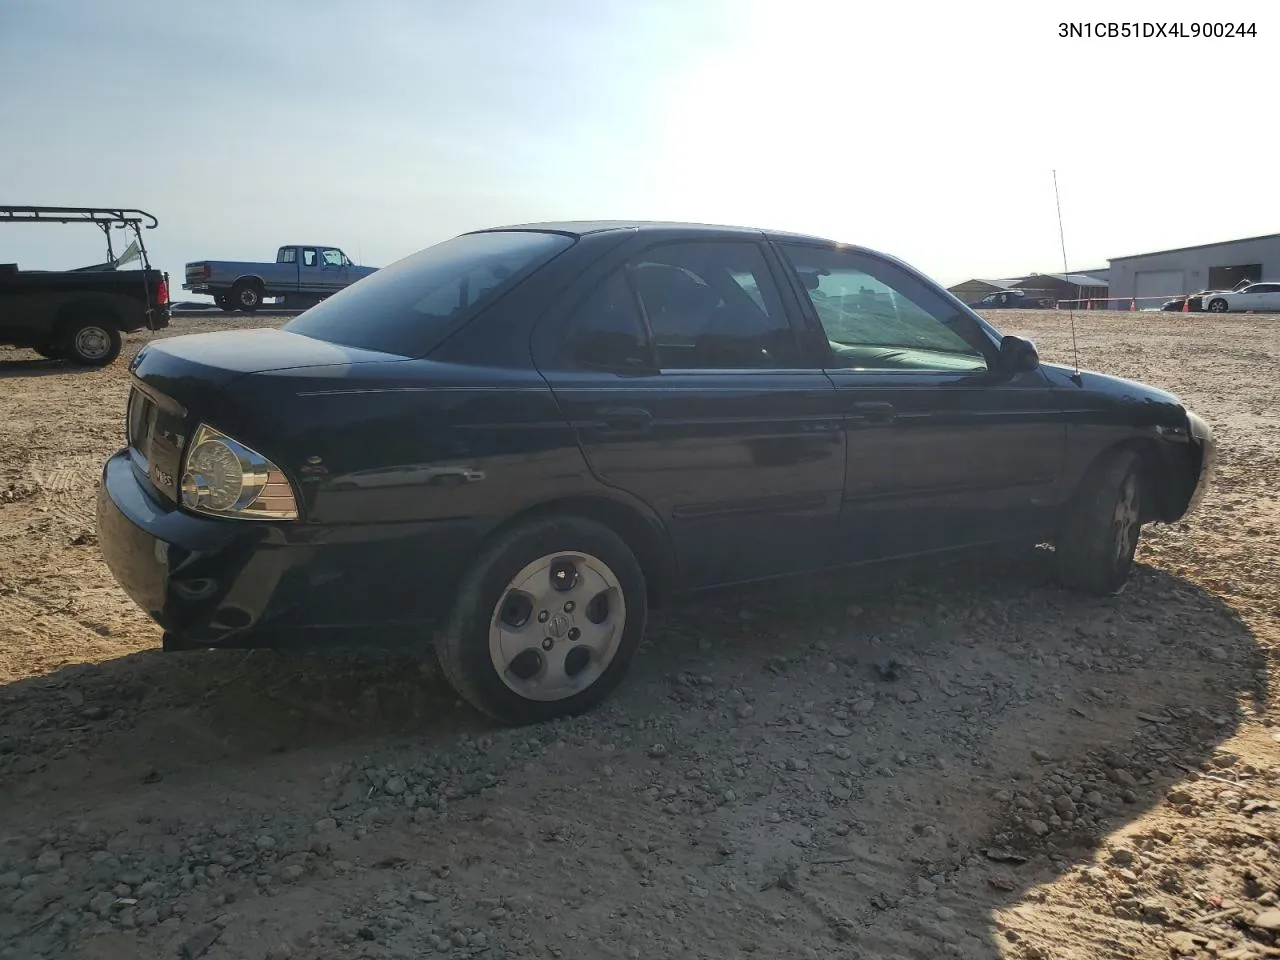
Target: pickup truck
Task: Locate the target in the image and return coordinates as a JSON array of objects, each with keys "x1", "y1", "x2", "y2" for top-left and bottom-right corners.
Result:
[
  {"x1": 183, "y1": 245, "x2": 377, "y2": 312},
  {"x1": 0, "y1": 206, "x2": 170, "y2": 366}
]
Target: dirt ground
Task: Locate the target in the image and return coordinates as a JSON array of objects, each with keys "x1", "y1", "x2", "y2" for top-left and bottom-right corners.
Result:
[{"x1": 1, "y1": 309, "x2": 1278, "y2": 960}]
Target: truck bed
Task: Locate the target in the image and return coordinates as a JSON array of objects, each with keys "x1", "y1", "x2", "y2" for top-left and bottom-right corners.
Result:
[{"x1": 0, "y1": 265, "x2": 169, "y2": 342}]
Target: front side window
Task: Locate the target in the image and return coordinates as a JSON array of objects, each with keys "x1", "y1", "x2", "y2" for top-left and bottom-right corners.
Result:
[
  {"x1": 321, "y1": 248, "x2": 344, "y2": 267},
  {"x1": 285, "y1": 230, "x2": 574, "y2": 356},
  {"x1": 778, "y1": 245, "x2": 989, "y2": 373}
]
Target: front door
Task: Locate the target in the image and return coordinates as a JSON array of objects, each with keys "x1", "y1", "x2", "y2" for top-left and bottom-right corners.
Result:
[
  {"x1": 535, "y1": 238, "x2": 846, "y2": 588},
  {"x1": 318, "y1": 247, "x2": 350, "y2": 294},
  {"x1": 1243, "y1": 282, "x2": 1280, "y2": 311},
  {"x1": 772, "y1": 241, "x2": 1066, "y2": 561}
]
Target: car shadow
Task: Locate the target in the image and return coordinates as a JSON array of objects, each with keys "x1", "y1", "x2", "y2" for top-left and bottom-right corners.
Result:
[
  {"x1": 0, "y1": 356, "x2": 103, "y2": 379},
  {"x1": 0, "y1": 548, "x2": 1267, "y2": 959}
]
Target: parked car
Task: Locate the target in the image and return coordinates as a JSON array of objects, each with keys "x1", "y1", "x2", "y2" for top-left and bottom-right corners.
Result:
[
  {"x1": 0, "y1": 206, "x2": 170, "y2": 365},
  {"x1": 1203, "y1": 282, "x2": 1280, "y2": 313},
  {"x1": 1161, "y1": 292, "x2": 1210, "y2": 312},
  {"x1": 967, "y1": 289, "x2": 1052, "y2": 309},
  {"x1": 182, "y1": 245, "x2": 377, "y2": 312},
  {"x1": 97, "y1": 221, "x2": 1217, "y2": 725}
]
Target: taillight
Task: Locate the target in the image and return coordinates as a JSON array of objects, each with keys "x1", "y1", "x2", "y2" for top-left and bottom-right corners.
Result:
[
  {"x1": 156, "y1": 277, "x2": 170, "y2": 305},
  {"x1": 203, "y1": 264, "x2": 211, "y2": 278}
]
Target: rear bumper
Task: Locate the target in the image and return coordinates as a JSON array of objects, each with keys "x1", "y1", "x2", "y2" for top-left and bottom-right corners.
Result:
[
  {"x1": 96, "y1": 451, "x2": 479, "y2": 647},
  {"x1": 146, "y1": 305, "x2": 171, "y2": 331}
]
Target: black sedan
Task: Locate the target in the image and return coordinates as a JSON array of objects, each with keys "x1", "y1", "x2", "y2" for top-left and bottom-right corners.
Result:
[
  {"x1": 1161, "y1": 292, "x2": 1208, "y2": 312},
  {"x1": 97, "y1": 221, "x2": 1217, "y2": 725},
  {"x1": 966, "y1": 289, "x2": 1052, "y2": 309}
]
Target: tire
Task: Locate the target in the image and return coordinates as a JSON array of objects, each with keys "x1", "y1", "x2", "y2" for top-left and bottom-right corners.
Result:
[
  {"x1": 63, "y1": 318, "x2": 122, "y2": 366},
  {"x1": 230, "y1": 279, "x2": 264, "y2": 313},
  {"x1": 435, "y1": 515, "x2": 648, "y2": 725},
  {"x1": 215, "y1": 293, "x2": 236, "y2": 312},
  {"x1": 32, "y1": 342, "x2": 64, "y2": 360},
  {"x1": 1207, "y1": 298, "x2": 1229, "y2": 313},
  {"x1": 1056, "y1": 448, "x2": 1144, "y2": 596}
]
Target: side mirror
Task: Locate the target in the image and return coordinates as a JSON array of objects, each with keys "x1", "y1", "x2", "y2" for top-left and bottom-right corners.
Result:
[{"x1": 999, "y1": 335, "x2": 1039, "y2": 373}]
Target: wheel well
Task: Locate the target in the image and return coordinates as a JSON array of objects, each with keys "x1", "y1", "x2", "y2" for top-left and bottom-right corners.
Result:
[
  {"x1": 475, "y1": 496, "x2": 675, "y2": 607},
  {"x1": 1102, "y1": 437, "x2": 1180, "y2": 523},
  {"x1": 233, "y1": 276, "x2": 265, "y2": 290},
  {"x1": 56, "y1": 300, "x2": 121, "y2": 334}
]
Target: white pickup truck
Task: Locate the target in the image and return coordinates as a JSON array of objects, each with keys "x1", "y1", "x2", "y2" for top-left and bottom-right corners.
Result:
[{"x1": 183, "y1": 244, "x2": 378, "y2": 312}]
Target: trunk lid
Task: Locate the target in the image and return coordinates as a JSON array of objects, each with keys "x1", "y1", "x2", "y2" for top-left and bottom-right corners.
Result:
[
  {"x1": 124, "y1": 329, "x2": 406, "y2": 504},
  {"x1": 132, "y1": 328, "x2": 404, "y2": 388}
]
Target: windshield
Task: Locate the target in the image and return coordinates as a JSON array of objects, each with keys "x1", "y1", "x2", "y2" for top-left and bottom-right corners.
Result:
[{"x1": 284, "y1": 230, "x2": 574, "y2": 355}]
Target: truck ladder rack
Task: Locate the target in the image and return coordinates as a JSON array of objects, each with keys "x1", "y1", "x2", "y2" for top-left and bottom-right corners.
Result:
[{"x1": 0, "y1": 206, "x2": 159, "y2": 229}]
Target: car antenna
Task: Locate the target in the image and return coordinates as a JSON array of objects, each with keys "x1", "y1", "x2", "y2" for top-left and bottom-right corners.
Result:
[{"x1": 1052, "y1": 169, "x2": 1082, "y2": 384}]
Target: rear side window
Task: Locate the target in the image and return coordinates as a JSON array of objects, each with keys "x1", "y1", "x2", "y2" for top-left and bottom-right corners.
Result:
[
  {"x1": 560, "y1": 241, "x2": 800, "y2": 371},
  {"x1": 285, "y1": 231, "x2": 574, "y2": 356},
  {"x1": 564, "y1": 272, "x2": 652, "y2": 370}
]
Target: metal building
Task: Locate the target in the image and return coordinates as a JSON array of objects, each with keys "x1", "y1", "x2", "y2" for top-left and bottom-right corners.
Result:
[
  {"x1": 1108, "y1": 233, "x2": 1280, "y2": 308},
  {"x1": 945, "y1": 277, "x2": 1022, "y2": 304}
]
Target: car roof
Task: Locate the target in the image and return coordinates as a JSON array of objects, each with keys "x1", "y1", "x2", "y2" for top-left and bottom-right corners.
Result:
[{"x1": 468, "y1": 219, "x2": 843, "y2": 245}]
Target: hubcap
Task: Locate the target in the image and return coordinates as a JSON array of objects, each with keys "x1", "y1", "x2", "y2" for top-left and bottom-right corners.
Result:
[
  {"x1": 74, "y1": 326, "x2": 111, "y2": 359},
  {"x1": 239, "y1": 288, "x2": 258, "y2": 306},
  {"x1": 489, "y1": 551, "x2": 625, "y2": 702},
  {"x1": 1112, "y1": 473, "x2": 1140, "y2": 563}
]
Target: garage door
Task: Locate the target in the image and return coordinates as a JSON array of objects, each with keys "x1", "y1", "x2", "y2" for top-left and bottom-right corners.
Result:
[{"x1": 1134, "y1": 269, "x2": 1184, "y2": 306}]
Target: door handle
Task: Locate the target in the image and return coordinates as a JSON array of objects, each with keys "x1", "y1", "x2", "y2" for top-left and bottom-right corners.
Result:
[
  {"x1": 595, "y1": 407, "x2": 652, "y2": 435},
  {"x1": 851, "y1": 401, "x2": 896, "y2": 423}
]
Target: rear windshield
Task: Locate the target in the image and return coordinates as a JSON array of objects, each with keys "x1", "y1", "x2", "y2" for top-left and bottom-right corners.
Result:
[{"x1": 284, "y1": 230, "x2": 574, "y2": 356}]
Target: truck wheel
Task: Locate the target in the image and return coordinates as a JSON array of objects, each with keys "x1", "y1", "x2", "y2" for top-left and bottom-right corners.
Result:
[
  {"x1": 230, "y1": 280, "x2": 264, "y2": 313},
  {"x1": 63, "y1": 319, "x2": 122, "y2": 366},
  {"x1": 215, "y1": 293, "x2": 236, "y2": 312},
  {"x1": 435, "y1": 515, "x2": 648, "y2": 725},
  {"x1": 1056, "y1": 448, "x2": 1145, "y2": 596}
]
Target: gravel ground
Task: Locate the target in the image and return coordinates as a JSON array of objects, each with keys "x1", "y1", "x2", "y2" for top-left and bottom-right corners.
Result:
[{"x1": 0, "y1": 309, "x2": 1277, "y2": 960}]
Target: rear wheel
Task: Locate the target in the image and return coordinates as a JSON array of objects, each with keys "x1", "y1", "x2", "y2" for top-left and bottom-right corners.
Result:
[
  {"x1": 1056, "y1": 449, "x2": 1144, "y2": 596},
  {"x1": 63, "y1": 318, "x2": 122, "y2": 366},
  {"x1": 435, "y1": 515, "x2": 648, "y2": 725},
  {"x1": 230, "y1": 280, "x2": 264, "y2": 313},
  {"x1": 215, "y1": 293, "x2": 236, "y2": 312},
  {"x1": 1207, "y1": 298, "x2": 1229, "y2": 313}
]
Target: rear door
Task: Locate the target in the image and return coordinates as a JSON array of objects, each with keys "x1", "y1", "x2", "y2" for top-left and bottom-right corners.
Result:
[
  {"x1": 533, "y1": 237, "x2": 846, "y2": 588},
  {"x1": 772, "y1": 241, "x2": 1066, "y2": 560}
]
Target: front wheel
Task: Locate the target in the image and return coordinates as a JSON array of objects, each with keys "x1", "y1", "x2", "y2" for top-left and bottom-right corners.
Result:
[
  {"x1": 1056, "y1": 449, "x2": 1144, "y2": 596},
  {"x1": 1207, "y1": 298, "x2": 1229, "y2": 313},
  {"x1": 63, "y1": 319, "x2": 122, "y2": 366},
  {"x1": 32, "y1": 342, "x2": 64, "y2": 360},
  {"x1": 435, "y1": 516, "x2": 648, "y2": 725}
]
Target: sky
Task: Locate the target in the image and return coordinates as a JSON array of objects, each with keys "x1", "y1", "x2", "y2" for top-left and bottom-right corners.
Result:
[{"x1": 1, "y1": 0, "x2": 1276, "y2": 293}]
